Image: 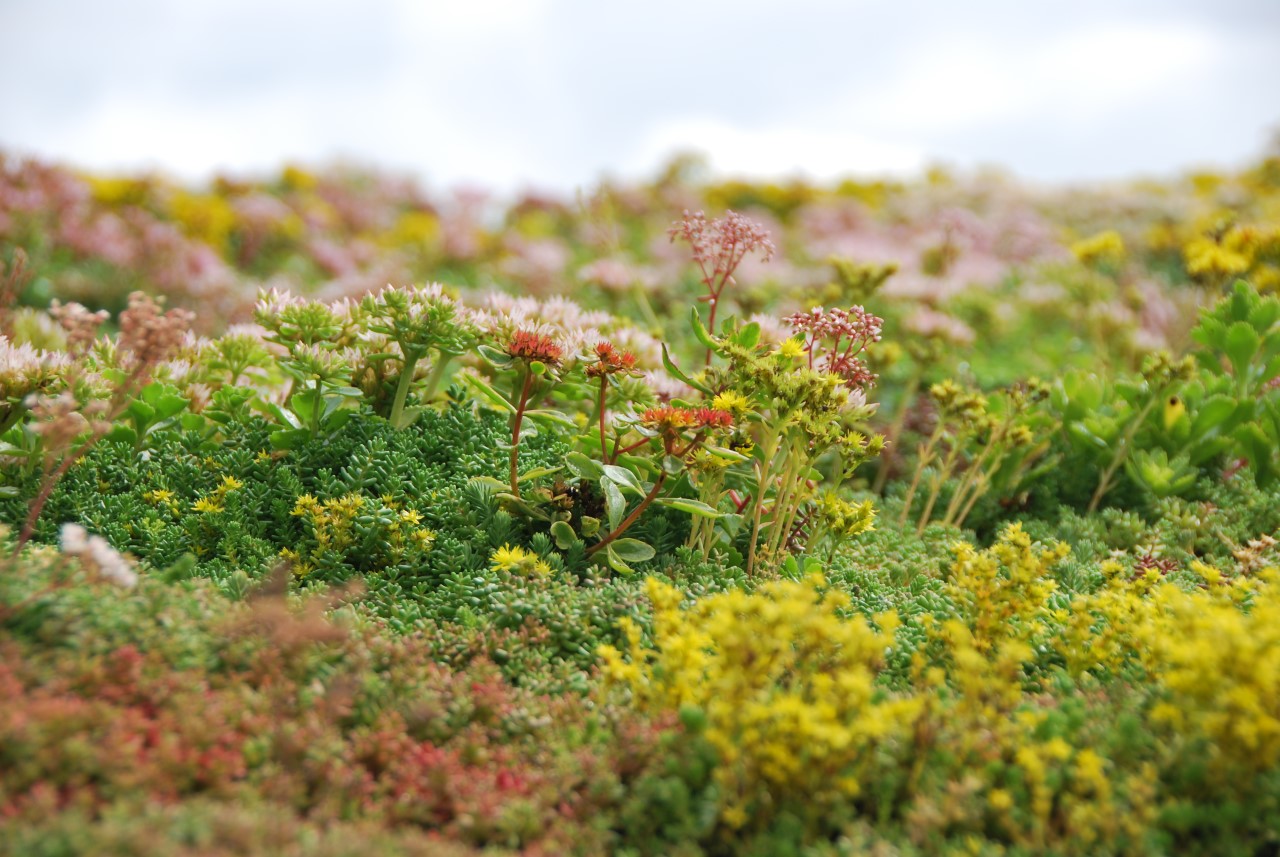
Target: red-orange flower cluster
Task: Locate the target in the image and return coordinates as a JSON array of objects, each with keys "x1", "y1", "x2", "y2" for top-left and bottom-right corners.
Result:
[
  {"x1": 639, "y1": 406, "x2": 732, "y2": 432},
  {"x1": 506, "y1": 329, "x2": 563, "y2": 366},
  {"x1": 585, "y1": 340, "x2": 638, "y2": 378}
]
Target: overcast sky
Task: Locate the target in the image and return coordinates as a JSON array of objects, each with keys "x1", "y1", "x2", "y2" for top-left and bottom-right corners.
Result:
[{"x1": 1, "y1": 0, "x2": 1278, "y2": 193}]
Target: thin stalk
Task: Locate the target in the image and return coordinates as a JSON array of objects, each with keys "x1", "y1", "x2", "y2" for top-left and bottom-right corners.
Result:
[
  {"x1": 942, "y1": 438, "x2": 997, "y2": 527},
  {"x1": 872, "y1": 372, "x2": 921, "y2": 495},
  {"x1": 917, "y1": 440, "x2": 964, "y2": 535},
  {"x1": 898, "y1": 423, "x2": 946, "y2": 527},
  {"x1": 955, "y1": 470, "x2": 993, "y2": 529},
  {"x1": 1088, "y1": 394, "x2": 1160, "y2": 514},
  {"x1": 746, "y1": 431, "x2": 779, "y2": 576},
  {"x1": 586, "y1": 473, "x2": 667, "y2": 556},
  {"x1": 508, "y1": 370, "x2": 536, "y2": 497},
  {"x1": 765, "y1": 447, "x2": 804, "y2": 560}
]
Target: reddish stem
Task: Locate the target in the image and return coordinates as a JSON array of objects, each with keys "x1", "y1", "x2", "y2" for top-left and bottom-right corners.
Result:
[
  {"x1": 586, "y1": 472, "x2": 667, "y2": 557},
  {"x1": 508, "y1": 370, "x2": 535, "y2": 496}
]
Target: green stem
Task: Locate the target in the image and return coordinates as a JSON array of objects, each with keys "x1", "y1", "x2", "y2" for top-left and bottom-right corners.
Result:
[
  {"x1": 942, "y1": 437, "x2": 996, "y2": 527},
  {"x1": 898, "y1": 423, "x2": 945, "y2": 527},
  {"x1": 917, "y1": 439, "x2": 963, "y2": 535},
  {"x1": 746, "y1": 431, "x2": 779, "y2": 576},
  {"x1": 1088, "y1": 394, "x2": 1160, "y2": 514},
  {"x1": 872, "y1": 372, "x2": 921, "y2": 495},
  {"x1": 766, "y1": 446, "x2": 804, "y2": 560},
  {"x1": 632, "y1": 285, "x2": 661, "y2": 332},
  {"x1": 388, "y1": 350, "x2": 422, "y2": 429},
  {"x1": 421, "y1": 350, "x2": 454, "y2": 401}
]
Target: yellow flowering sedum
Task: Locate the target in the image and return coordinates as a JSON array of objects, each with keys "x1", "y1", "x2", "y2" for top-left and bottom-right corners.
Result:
[
  {"x1": 599, "y1": 574, "x2": 921, "y2": 832},
  {"x1": 489, "y1": 543, "x2": 553, "y2": 577},
  {"x1": 1071, "y1": 230, "x2": 1126, "y2": 266}
]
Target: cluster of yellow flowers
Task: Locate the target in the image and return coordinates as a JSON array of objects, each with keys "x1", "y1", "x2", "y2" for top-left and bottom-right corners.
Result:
[
  {"x1": 1182, "y1": 223, "x2": 1280, "y2": 289},
  {"x1": 599, "y1": 574, "x2": 920, "y2": 833},
  {"x1": 191, "y1": 474, "x2": 243, "y2": 514},
  {"x1": 488, "y1": 543, "x2": 554, "y2": 577},
  {"x1": 283, "y1": 493, "x2": 434, "y2": 578},
  {"x1": 1071, "y1": 229, "x2": 1126, "y2": 267},
  {"x1": 602, "y1": 523, "x2": 1280, "y2": 848}
]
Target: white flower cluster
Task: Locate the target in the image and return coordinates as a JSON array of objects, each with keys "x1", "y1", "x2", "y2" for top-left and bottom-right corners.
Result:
[{"x1": 59, "y1": 523, "x2": 138, "y2": 589}]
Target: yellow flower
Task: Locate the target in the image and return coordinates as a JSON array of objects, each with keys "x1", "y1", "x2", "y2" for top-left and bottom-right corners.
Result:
[
  {"x1": 143, "y1": 489, "x2": 175, "y2": 505},
  {"x1": 291, "y1": 494, "x2": 319, "y2": 517},
  {"x1": 777, "y1": 337, "x2": 806, "y2": 359},
  {"x1": 192, "y1": 497, "x2": 224, "y2": 514},
  {"x1": 712, "y1": 390, "x2": 752, "y2": 417},
  {"x1": 1071, "y1": 230, "x2": 1125, "y2": 266},
  {"x1": 489, "y1": 543, "x2": 550, "y2": 576}
]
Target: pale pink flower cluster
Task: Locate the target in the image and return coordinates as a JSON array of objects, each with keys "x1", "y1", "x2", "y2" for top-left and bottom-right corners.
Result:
[
  {"x1": 903, "y1": 307, "x2": 976, "y2": 347},
  {"x1": 785, "y1": 305, "x2": 883, "y2": 388},
  {"x1": 49, "y1": 299, "x2": 110, "y2": 354},
  {"x1": 668, "y1": 209, "x2": 776, "y2": 288},
  {"x1": 60, "y1": 523, "x2": 138, "y2": 588}
]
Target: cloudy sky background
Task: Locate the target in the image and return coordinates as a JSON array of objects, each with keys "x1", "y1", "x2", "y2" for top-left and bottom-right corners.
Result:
[{"x1": 1, "y1": 0, "x2": 1277, "y2": 194}]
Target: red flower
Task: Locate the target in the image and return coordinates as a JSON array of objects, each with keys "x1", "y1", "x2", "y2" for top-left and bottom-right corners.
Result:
[{"x1": 506, "y1": 329, "x2": 563, "y2": 366}]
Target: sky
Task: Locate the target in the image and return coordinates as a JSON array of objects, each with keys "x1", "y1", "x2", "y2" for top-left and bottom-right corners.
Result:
[{"x1": 1, "y1": 0, "x2": 1278, "y2": 194}]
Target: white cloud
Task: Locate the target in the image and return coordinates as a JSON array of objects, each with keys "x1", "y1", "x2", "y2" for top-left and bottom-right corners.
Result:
[
  {"x1": 0, "y1": 1, "x2": 1271, "y2": 190},
  {"x1": 845, "y1": 23, "x2": 1222, "y2": 135}
]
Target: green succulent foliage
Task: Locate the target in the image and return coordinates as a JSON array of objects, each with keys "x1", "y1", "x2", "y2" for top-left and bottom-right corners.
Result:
[
  {"x1": 1124, "y1": 448, "x2": 1198, "y2": 498},
  {"x1": 1192, "y1": 279, "x2": 1280, "y2": 394},
  {"x1": 9, "y1": 404, "x2": 567, "y2": 593},
  {"x1": 102, "y1": 381, "x2": 191, "y2": 450}
]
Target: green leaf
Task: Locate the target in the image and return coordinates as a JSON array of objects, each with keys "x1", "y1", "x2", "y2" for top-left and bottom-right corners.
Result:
[
  {"x1": 702, "y1": 444, "x2": 751, "y2": 463},
  {"x1": 269, "y1": 428, "x2": 311, "y2": 450},
  {"x1": 655, "y1": 497, "x2": 724, "y2": 518},
  {"x1": 463, "y1": 374, "x2": 516, "y2": 412},
  {"x1": 601, "y1": 464, "x2": 643, "y2": 495},
  {"x1": 518, "y1": 466, "x2": 563, "y2": 483},
  {"x1": 126, "y1": 399, "x2": 156, "y2": 424},
  {"x1": 690, "y1": 305, "x2": 717, "y2": 350},
  {"x1": 104, "y1": 425, "x2": 138, "y2": 445},
  {"x1": 735, "y1": 321, "x2": 761, "y2": 349},
  {"x1": 523, "y1": 408, "x2": 578, "y2": 428},
  {"x1": 601, "y1": 476, "x2": 625, "y2": 530},
  {"x1": 1224, "y1": 320, "x2": 1260, "y2": 379},
  {"x1": 264, "y1": 404, "x2": 302, "y2": 429},
  {"x1": 477, "y1": 344, "x2": 514, "y2": 368},
  {"x1": 550, "y1": 520, "x2": 578, "y2": 549},
  {"x1": 609, "y1": 538, "x2": 655, "y2": 563},
  {"x1": 579, "y1": 516, "x2": 601, "y2": 538},
  {"x1": 661, "y1": 344, "x2": 711, "y2": 395},
  {"x1": 604, "y1": 545, "x2": 635, "y2": 574},
  {"x1": 564, "y1": 452, "x2": 604, "y2": 480},
  {"x1": 179, "y1": 413, "x2": 208, "y2": 433},
  {"x1": 150, "y1": 393, "x2": 189, "y2": 421},
  {"x1": 1191, "y1": 395, "x2": 1239, "y2": 437},
  {"x1": 469, "y1": 476, "x2": 510, "y2": 491},
  {"x1": 1066, "y1": 422, "x2": 1109, "y2": 452},
  {"x1": 290, "y1": 388, "x2": 320, "y2": 422}
]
